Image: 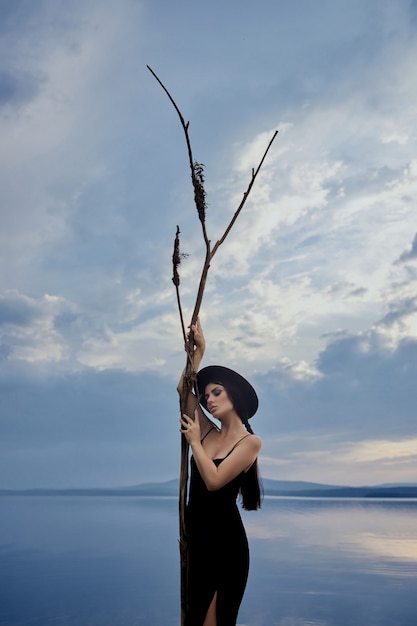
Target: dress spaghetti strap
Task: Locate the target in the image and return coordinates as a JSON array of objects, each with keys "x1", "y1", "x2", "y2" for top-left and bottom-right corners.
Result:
[
  {"x1": 200, "y1": 426, "x2": 216, "y2": 444},
  {"x1": 223, "y1": 434, "x2": 252, "y2": 460}
]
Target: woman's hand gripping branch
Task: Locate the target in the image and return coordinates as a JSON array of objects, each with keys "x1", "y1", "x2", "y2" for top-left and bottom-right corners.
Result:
[
  {"x1": 180, "y1": 409, "x2": 201, "y2": 446},
  {"x1": 189, "y1": 318, "x2": 205, "y2": 366},
  {"x1": 177, "y1": 317, "x2": 214, "y2": 440}
]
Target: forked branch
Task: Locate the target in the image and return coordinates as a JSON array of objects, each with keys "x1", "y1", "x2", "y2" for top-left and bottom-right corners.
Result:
[{"x1": 148, "y1": 65, "x2": 277, "y2": 625}]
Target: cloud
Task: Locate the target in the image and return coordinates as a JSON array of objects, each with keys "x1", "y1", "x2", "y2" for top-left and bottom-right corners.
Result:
[
  {"x1": 0, "y1": 291, "x2": 39, "y2": 326},
  {"x1": 0, "y1": 0, "x2": 152, "y2": 287},
  {"x1": 0, "y1": 366, "x2": 180, "y2": 488},
  {"x1": 1, "y1": 0, "x2": 417, "y2": 489},
  {"x1": 0, "y1": 69, "x2": 45, "y2": 108},
  {"x1": 339, "y1": 438, "x2": 417, "y2": 465},
  {"x1": 397, "y1": 232, "x2": 417, "y2": 263},
  {"x1": 257, "y1": 321, "x2": 417, "y2": 440},
  {"x1": 0, "y1": 291, "x2": 76, "y2": 363},
  {"x1": 77, "y1": 310, "x2": 180, "y2": 373},
  {"x1": 260, "y1": 432, "x2": 417, "y2": 487}
]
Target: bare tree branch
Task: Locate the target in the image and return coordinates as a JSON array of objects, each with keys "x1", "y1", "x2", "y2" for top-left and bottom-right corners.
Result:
[
  {"x1": 172, "y1": 225, "x2": 188, "y2": 347},
  {"x1": 211, "y1": 130, "x2": 278, "y2": 257},
  {"x1": 148, "y1": 65, "x2": 278, "y2": 625},
  {"x1": 147, "y1": 65, "x2": 210, "y2": 247}
]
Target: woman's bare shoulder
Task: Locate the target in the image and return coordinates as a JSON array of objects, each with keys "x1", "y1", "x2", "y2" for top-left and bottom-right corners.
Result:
[{"x1": 245, "y1": 434, "x2": 262, "y2": 453}]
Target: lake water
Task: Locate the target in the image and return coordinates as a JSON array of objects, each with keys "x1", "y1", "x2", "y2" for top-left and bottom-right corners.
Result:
[{"x1": 1, "y1": 496, "x2": 417, "y2": 625}]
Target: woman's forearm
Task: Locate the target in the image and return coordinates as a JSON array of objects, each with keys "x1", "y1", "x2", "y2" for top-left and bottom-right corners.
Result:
[
  {"x1": 190, "y1": 441, "x2": 218, "y2": 491},
  {"x1": 192, "y1": 345, "x2": 204, "y2": 372}
]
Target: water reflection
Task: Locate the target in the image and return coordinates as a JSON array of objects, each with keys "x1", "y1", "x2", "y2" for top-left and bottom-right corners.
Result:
[
  {"x1": 244, "y1": 497, "x2": 417, "y2": 563},
  {"x1": 240, "y1": 497, "x2": 417, "y2": 626},
  {"x1": 1, "y1": 496, "x2": 417, "y2": 625}
]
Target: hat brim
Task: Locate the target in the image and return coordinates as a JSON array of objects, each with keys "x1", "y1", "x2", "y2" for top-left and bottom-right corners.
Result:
[{"x1": 196, "y1": 365, "x2": 258, "y2": 419}]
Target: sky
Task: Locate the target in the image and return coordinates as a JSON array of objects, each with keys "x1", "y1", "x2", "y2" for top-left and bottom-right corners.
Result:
[{"x1": 1, "y1": 0, "x2": 417, "y2": 489}]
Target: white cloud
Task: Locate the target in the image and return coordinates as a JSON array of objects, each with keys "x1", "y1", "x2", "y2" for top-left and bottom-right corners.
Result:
[
  {"x1": 0, "y1": 0, "x2": 146, "y2": 284},
  {"x1": 260, "y1": 434, "x2": 417, "y2": 487},
  {"x1": 0, "y1": 291, "x2": 76, "y2": 363},
  {"x1": 77, "y1": 311, "x2": 181, "y2": 372},
  {"x1": 340, "y1": 438, "x2": 417, "y2": 465},
  {"x1": 187, "y1": 131, "x2": 417, "y2": 367},
  {"x1": 1, "y1": 0, "x2": 417, "y2": 489}
]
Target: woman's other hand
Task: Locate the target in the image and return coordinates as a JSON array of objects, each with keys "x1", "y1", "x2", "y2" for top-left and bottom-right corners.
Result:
[{"x1": 180, "y1": 409, "x2": 201, "y2": 446}]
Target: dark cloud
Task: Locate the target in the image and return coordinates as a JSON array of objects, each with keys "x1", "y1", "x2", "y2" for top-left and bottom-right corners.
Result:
[
  {"x1": 348, "y1": 287, "x2": 367, "y2": 298},
  {"x1": 379, "y1": 296, "x2": 417, "y2": 327},
  {"x1": 53, "y1": 312, "x2": 80, "y2": 333},
  {"x1": 1, "y1": 321, "x2": 417, "y2": 488},
  {"x1": 0, "y1": 344, "x2": 11, "y2": 361},
  {"x1": 256, "y1": 331, "x2": 417, "y2": 440},
  {"x1": 0, "y1": 70, "x2": 44, "y2": 108},
  {"x1": 0, "y1": 293, "x2": 39, "y2": 326},
  {"x1": 397, "y1": 233, "x2": 417, "y2": 264},
  {"x1": 0, "y1": 366, "x2": 180, "y2": 488},
  {"x1": 0, "y1": 0, "x2": 40, "y2": 35},
  {"x1": 0, "y1": 368, "x2": 174, "y2": 444}
]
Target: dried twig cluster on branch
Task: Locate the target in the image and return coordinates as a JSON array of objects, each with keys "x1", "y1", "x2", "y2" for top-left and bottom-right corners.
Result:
[{"x1": 147, "y1": 65, "x2": 277, "y2": 625}]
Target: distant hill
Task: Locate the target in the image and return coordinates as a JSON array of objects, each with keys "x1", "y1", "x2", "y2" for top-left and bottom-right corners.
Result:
[
  {"x1": 263, "y1": 481, "x2": 417, "y2": 499},
  {"x1": 262, "y1": 478, "x2": 345, "y2": 493},
  {"x1": 1, "y1": 479, "x2": 417, "y2": 498},
  {"x1": 0, "y1": 480, "x2": 179, "y2": 497}
]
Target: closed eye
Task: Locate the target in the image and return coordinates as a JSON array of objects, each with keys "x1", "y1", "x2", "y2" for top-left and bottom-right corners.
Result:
[{"x1": 205, "y1": 386, "x2": 223, "y2": 401}]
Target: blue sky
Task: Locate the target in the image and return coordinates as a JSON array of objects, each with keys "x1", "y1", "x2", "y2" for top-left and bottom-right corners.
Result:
[{"x1": 1, "y1": 0, "x2": 417, "y2": 488}]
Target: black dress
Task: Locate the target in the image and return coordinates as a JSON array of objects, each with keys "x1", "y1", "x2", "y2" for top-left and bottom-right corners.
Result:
[{"x1": 185, "y1": 431, "x2": 251, "y2": 626}]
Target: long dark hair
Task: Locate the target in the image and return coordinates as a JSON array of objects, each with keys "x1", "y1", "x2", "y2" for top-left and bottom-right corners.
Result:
[{"x1": 215, "y1": 379, "x2": 263, "y2": 511}]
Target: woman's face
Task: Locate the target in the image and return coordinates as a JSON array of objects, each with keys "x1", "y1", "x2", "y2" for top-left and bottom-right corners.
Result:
[{"x1": 204, "y1": 383, "x2": 234, "y2": 419}]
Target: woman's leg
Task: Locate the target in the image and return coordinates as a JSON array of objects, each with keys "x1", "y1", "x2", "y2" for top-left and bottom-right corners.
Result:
[{"x1": 202, "y1": 591, "x2": 217, "y2": 626}]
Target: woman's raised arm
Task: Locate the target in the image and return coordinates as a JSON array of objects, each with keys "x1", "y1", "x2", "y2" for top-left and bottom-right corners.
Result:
[{"x1": 177, "y1": 319, "x2": 215, "y2": 438}]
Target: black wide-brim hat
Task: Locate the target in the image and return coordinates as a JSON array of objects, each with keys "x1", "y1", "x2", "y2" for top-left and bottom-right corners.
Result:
[{"x1": 196, "y1": 365, "x2": 258, "y2": 418}]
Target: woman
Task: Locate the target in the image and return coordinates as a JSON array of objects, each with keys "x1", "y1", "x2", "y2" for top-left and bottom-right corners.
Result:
[{"x1": 178, "y1": 319, "x2": 262, "y2": 626}]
